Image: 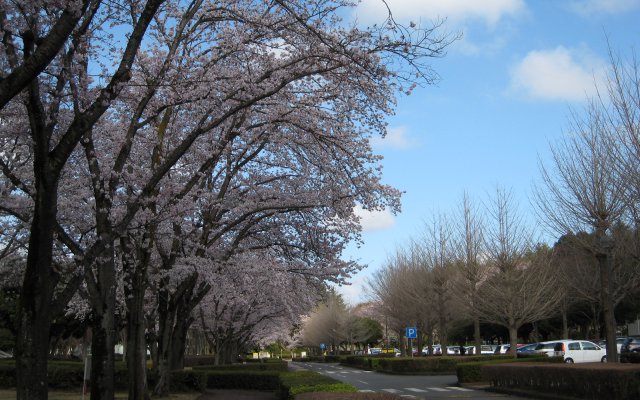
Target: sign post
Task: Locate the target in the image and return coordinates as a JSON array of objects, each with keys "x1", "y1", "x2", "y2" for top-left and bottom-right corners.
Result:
[{"x1": 406, "y1": 327, "x2": 417, "y2": 358}]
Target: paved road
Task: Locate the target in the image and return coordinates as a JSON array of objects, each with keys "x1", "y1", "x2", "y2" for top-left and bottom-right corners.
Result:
[{"x1": 290, "y1": 361, "x2": 524, "y2": 399}]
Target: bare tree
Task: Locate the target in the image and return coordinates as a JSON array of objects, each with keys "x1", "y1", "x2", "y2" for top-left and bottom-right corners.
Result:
[
  {"x1": 534, "y1": 89, "x2": 628, "y2": 361},
  {"x1": 416, "y1": 213, "x2": 457, "y2": 353},
  {"x1": 479, "y1": 188, "x2": 562, "y2": 357},
  {"x1": 368, "y1": 247, "x2": 434, "y2": 355},
  {"x1": 452, "y1": 192, "x2": 487, "y2": 355}
]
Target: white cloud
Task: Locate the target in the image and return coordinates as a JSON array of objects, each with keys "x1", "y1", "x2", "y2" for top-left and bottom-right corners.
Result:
[
  {"x1": 509, "y1": 46, "x2": 606, "y2": 102},
  {"x1": 354, "y1": 205, "x2": 396, "y2": 232},
  {"x1": 355, "y1": 0, "x2": 525, "y2": 26},
  {"x1": 568, "y1": 0, "x2": 640, "y2": 15},
  {"x1": 371, "y1": 126, "x2": 416, "y2": 149}
]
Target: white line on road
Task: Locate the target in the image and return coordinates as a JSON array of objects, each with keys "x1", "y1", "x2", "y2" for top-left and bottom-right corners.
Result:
[
  {"x1": 382, "y1": 389, "x2": 401, "y2": 393},
  {"x1": 446, "y1": 386, "x2": 473, "y2": 391},
  {"x1": 427, "y1": 387, "x2": 450, "y2": 392},
  {"x1": 405, "y1": 387, "x2": 428, "y2": 392}
]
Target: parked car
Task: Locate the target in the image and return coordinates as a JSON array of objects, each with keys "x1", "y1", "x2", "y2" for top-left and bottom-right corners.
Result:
[
  {"x1": 516, "y1": 343, "x2": 539, "y2": 353},
  {"x1": 494, "y1": 344, "x2": 510, "y2": 354},
  {"x1": 596, "y1": 336, "x2": 628, "y2": 353},
  {"x1": 480, "y1": 345, "x2": 496, "y2": 354},
  {"x1": 621, "y1": 336, "x2": 640, "y2": 353},
  {"x1": 464, "y1": 346, "x2": 476, "y2": 355},
  {"x1": 446, "y1": 346, "x2": 460, "y2": 355},
  {"x1": 534, "y1": 340, "x2": 607, "y2": 363}
]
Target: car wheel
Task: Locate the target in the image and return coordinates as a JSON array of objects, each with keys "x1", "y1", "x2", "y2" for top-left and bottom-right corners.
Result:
[
  {"x1": 564, "y1": 358, "x2": 574, "y2": 363},
  {"x1": 601, "y1": 356, "x2": 607, "y2": 362}
]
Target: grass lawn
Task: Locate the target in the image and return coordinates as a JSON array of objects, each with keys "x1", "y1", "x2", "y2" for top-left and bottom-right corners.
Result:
[{"x1": 0, "y1": 389, "x2": 201, "y2": 400}]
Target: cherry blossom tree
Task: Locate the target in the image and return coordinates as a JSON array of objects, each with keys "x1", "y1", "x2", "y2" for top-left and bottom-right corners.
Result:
[
  {"x1": 194, "y1": 252, "x2": 319, "y2": 365},
  {"x1": 1, "y1": 0, "x2": 454, "y2": 399}
]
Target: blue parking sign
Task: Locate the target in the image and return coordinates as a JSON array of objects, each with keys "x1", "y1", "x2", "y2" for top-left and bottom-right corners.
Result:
[{"x1": 406, "y1": 327, "x2": 417, "y2": 339}]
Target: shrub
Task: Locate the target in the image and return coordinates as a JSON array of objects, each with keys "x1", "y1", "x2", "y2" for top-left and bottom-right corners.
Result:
[
  {"x1": 168, "y1": 370, "x2": 207, "y2": 392},
  {"x1": 194, "y1": 361, "x2": 288, "y2": 372},
  {"x1": 456, "y1": 354, "x2": 562, "y2": 384},
  {"x1": 295, "y1": 393, "x2": 403, "y2": 400},
  {"x1": 278, "y1": 371, "x2": 357, "y2": 400},
  {"x1": 184, "y1": 356, "x2": 218, "y2": 367},
  {"x1": 375, "y1": 357, "x2": 460, "y2": 374},
  {"x1": 205, "y1": 370, "x2": 280, "y2": 390},
  {"x1": 289, "y1": 383, "x2": 357, "y2": 397},
  {"x1": 483, "y1": 362, "x2": 640, "y2": 400}
]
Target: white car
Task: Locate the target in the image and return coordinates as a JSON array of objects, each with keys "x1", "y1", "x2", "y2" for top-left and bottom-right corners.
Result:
[
  {"x1": 481, "y1": 345, "x2": 496, "y2": 354},
  {"x1": 494, "y1": 344, "x2": 510, "y2": 354},
  {"x1": 534, "y1": 340, "x2": 607, "y2": 363}
]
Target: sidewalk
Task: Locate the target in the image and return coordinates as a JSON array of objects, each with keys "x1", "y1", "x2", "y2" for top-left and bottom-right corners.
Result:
[{"x1": 197, "y1": 389, "x2": 278, "y2": 399}]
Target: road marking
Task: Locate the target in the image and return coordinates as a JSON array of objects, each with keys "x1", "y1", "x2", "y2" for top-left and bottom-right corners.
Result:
[
  {"x1": 427, "y1": 387, "x2": 450, "y2": 392},
  {"x1": 447, "y1": 386, "x2": 473, "y2": 391},
  {"x1": 359, "y1": 390, "x2": 375, "y2": 393},
  {"x1": 406, "y1": 387, "x2": 427, "y2": 392},
  {"x1": 357, "y1": 380, "x2": 368, "y2": 384},
  {"x1": 382, "y1": 389, "x2": 401, "y2": 393}
]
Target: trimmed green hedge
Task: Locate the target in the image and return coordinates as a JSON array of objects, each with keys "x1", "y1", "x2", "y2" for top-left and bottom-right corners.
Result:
[
  {"x1": 278, "y1": 371, "x2": 357, "y2": 400},
  {"x1": 456, "y1": 354, "x2": 562, "y2": 383},
  {"x1": 0, "y1": 360, "x2": 205, "y2": 392},
  {"x1": 204, "y1": 370, "x2": 281, "y2": 390},
  {"x1": 193, "y1": 361, "x2": 289, "y2": 372},
  {"x1": 341, "y1": 354, "x2": 520, "y2": 375},
  {"x1": 483, "y1": 362, "x2": 640, "y2": 399},
  {"x1": 292, "y1": 356, "x2": 345, "y2": 363}
]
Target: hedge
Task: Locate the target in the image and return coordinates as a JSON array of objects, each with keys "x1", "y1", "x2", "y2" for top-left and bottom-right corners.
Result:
[
  {"x1": 277, "y1": 371, "x2": 358, "y2": 400},
  {"x1": 204, "y1": 370, "x2": 281, "y2": 390},
  {"x1": 483, "y1": 362, "x2": 640, "y2": 400},
  {"x1": 193, "y1": 361, "x2": 289, "y2": 372},
  {"x1": 294, "y1": 394, "x2": 403, "y2": 400},
  {"x1": 292, "y1": 356, "x2": 345, "y2": 363},
  {"x1": 355, "y1": 355, "x2": 511, "y2": 375},
  {"x1": 456, "y1": 354, "x2": 562, "y2": 383},
  {"x1": 0, "y1": 360, "x2": 206, "y2": 392}
]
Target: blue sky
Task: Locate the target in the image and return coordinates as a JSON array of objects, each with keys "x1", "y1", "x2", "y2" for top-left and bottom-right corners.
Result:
[{"x1": 337, "y1": 0, "x2": 640, "y2": 305}]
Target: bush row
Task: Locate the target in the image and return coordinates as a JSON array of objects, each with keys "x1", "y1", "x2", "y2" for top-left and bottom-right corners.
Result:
[
  {"x1": 295, "y1": 394, "x2": 403, "y2": 400},
  {"x1": 483, "y1": 362, "x2": 640, "y2": 400},
  {"x1": 193, "y1": 361, "x2": 289, "y2": 371},
  {"x1": 0, "y1": 361, "x2": 207, "y2": 392},
  {"x1": 292, "y1": 355, "x2": 344, "y2": 363},
  {"x1": 0, "y1": 361, "x2": 358, "y2": 399},
  {"x1": 342, "y1": 354, "x2": 514, "y2": 375},
  {"x1": 277, "y1": 371, "x2": 357, "y2": 399},
  {"x1": 456, "y1": 354, "x2": 562, "y2": 383}
]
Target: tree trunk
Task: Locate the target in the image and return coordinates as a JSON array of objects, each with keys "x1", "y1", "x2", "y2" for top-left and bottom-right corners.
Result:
[
  {"x1": 169, "y1": 318, "x2": 190, "y2": 370},
  {"x1": 562, "y1": 307, "x2": 569, "y2": 339},
  {"x1": 124, "y1": 260, "x2": 150, "y2": 400},
  {"x1": 89, "y1": 254, "x2": 118, "y2": 400},
  {"x1": 508, "y1": 321, "x2": 518, "y2": 358},
  {"x1": 154, "y1": 278, "x2": 173, "y2": 396},
  {"x1": 597, "y1": 251, "x2": 617, "y2": 362},
  {"x1": 473, "y1": 316, "x2": 481, "y2": 356},
  {"x1": 15, "y1": 172, "x2": 58, "y2": 400}
]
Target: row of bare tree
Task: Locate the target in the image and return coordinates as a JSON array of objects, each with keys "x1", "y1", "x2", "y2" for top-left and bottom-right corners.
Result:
[{"x1": 370, "y1": 48, "x2": 640, "y2": 361}]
